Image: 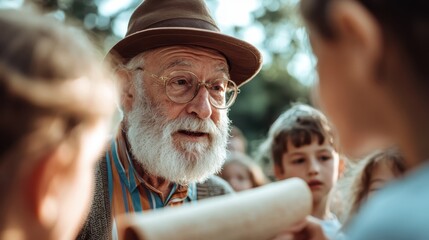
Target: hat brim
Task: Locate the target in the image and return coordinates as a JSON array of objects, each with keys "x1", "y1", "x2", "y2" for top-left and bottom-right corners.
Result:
[{"x1": 108, "y1": 27, "x2": 262, "y2": 87}]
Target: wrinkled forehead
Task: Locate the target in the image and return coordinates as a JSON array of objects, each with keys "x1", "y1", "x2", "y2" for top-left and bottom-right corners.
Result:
[{"x1": 143, "y1": 45, "x2": 229, "y2": 75}]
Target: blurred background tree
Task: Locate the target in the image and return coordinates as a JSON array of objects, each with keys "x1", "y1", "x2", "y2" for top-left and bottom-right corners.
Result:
[{"x1": 15, "y1": 0, "x2": 314, "y2": 155}]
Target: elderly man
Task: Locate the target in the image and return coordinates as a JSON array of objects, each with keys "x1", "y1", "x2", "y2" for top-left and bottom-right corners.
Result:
[{"x1": 78, "y1": 0, "x2": 262, "y2": 239}]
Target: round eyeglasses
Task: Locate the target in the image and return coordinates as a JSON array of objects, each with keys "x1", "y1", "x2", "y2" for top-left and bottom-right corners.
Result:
[{"x1": 139, "y1": 68, "x2": 239, "y2": 109}]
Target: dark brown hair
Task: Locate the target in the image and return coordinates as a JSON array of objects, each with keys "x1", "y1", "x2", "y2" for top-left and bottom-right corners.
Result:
[
  {"x1": 261, "y1": 104, "x2": 336, "y2": 172},
  {"x1": 301, "y1": 0, "x2": 429, "y2": 82}
]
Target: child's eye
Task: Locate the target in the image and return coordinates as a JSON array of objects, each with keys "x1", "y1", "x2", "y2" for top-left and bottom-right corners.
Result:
[{"x1": 292, "y1": 158, "x2": 305, "y2": 164}]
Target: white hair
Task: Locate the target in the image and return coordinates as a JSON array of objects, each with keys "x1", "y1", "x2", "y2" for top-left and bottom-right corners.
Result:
[{"x1": 125, "y1": 52, "x2": 146, "y2": 70}]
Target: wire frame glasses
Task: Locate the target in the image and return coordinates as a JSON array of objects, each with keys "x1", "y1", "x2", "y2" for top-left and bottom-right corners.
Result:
[{"x1": 145, "y1": 70, "x2": 239, "y2": 109}]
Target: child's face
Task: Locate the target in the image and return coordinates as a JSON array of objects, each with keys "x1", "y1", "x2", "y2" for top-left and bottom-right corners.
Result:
[
  {"x1": 367, "y1": 162, "x2": 397, "y2": 198},
  {"x1": 220, "y1": 162, "x2": 253, "y2": 192},
  {"x1": 275, "y1": 138, "x2": 340, "y2": 202}
]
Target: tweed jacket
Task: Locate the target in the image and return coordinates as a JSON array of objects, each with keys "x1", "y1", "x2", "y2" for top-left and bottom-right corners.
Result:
[{"x1": 76, "y1": 158, "x2": 234, "y2": 240}]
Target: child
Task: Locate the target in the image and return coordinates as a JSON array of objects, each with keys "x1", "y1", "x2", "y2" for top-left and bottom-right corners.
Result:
[
  {"x1": 218, "y1": 152, "x2": 267, "y2": 192},
  {"x1": 343, "y1": 148, "x2": 405, "y2": 228},
  {"x1": 297, "y1": 0, "x2": 429, "y2": 239},
  {"x1": 0, "y1": 9, "x2": 117, "y2": 240},
  {"x1": 262, "y1": 103, "x2": 342, "y2": 239}
]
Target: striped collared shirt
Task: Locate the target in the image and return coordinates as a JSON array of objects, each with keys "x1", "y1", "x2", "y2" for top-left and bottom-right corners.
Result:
[{"x1": 105, "y1": 130, "x2": 197, "y2": 237}]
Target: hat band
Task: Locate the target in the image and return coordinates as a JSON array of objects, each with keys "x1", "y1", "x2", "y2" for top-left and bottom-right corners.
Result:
[{"x1": 145, "y1": 18, "x2": 220, "y2": 32}]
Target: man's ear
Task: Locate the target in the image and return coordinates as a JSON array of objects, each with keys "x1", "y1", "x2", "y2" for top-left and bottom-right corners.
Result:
[
  {"x1": 116, "y1": 69, "x2": 134, "y2": 113},
  {"x1": 330, "y1": 0, "x2": 382, "y2": 81},
  {"x1": 26, "y1": 144, "x2": 71, "y2": 229}
]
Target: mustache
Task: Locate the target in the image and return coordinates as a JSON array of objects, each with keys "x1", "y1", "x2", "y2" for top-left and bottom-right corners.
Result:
[{"x1": 167, "y1": 116, "x2": 219, "y2": 135}]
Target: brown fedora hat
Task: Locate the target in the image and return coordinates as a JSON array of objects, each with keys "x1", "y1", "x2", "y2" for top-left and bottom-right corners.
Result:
[{"x1": 108, "y1": 0, "x2": 262, "y2": 87}]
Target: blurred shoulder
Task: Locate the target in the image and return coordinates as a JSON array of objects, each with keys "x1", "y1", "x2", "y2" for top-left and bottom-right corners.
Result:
[{"x1": 346, "y1": 163, "x2": 429, "y2": 240}]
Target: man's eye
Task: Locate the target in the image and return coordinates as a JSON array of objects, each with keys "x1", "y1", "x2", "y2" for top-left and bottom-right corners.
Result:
[
  {"x1": 173, "y1": 78, "x2": 190, "y2": 85},
  {"x1": 209, "y1": 81, "x2": 226, "y2": 92},
  {"x1": 212, "y1": 85, "x2": 223, "y2": 91},
  {"x1": 168, "y1": 77, "x2": 193, "y2": 91}
]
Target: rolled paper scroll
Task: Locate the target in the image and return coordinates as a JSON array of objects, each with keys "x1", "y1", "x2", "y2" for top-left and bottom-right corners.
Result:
[{"x1": 117, "y1": 177, "x2": 312, "y2": 240}]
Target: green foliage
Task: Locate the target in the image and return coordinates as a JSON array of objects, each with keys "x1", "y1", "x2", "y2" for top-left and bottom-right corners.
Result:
[
  {"x1": 228, "y1": 0, "x2": 311, "y2": 152},
  {"x1": 230, "y1": 66, "x2": 309, "y2": 146}
]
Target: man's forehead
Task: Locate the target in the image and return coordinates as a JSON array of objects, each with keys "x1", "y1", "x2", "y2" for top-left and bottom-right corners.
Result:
[
  {"x1": 145, "y1": 46, "x2": 229, "y2": 73},
  {"x1": 160, "y1": 59, "x2": 228, "y2": 74}
]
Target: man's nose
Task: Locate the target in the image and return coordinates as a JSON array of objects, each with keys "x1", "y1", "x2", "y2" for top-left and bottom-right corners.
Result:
[{"x1": 186, "y1": 86, "x2": 212, "y2": 120}]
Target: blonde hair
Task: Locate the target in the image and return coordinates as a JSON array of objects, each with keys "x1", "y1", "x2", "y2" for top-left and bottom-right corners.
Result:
[
  {"x1": 0, "y1": 9, "x2": 117, "y2": 209},
  {"x1": 342, "y1": 148, "x2": 405, "y2": 227}
]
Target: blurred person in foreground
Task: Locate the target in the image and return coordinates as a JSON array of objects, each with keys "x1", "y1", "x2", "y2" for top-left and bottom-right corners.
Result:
[
  {"x1": 78, "y1": 0, "x2": 262, "y2": 238},
  {"x1": 218, "y1": 152, "x2": 267, "y2": 192},
  {"x1": 0, "y1": 9, "x2": 117, "y2": 240},
  {"x1": 291, "y1": 0, "x2": 429, "y2": 239},
  {"x1": 261, "y1": 104, "x2": 343, "y2": 239}
]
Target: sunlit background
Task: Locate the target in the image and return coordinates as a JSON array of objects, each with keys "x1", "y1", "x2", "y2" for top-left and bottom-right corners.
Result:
[{"x1": 1, "y1": 0, "x2": 317, "y2": 154}]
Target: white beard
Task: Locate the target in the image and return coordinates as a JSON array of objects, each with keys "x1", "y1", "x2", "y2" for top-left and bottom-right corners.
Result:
[{"x1": 126, "y1": 88, "x2": 230, "y2": 185}]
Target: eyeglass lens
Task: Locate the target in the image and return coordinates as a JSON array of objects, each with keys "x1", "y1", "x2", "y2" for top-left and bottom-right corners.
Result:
[{"x1": 165, "y1": 71, "x2": 236, "y2": 108}]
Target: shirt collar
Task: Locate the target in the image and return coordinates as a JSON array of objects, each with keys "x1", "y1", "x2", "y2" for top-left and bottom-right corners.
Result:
[{"x1": 110, "y1": 128, "x2": 196, "y2": 200}]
